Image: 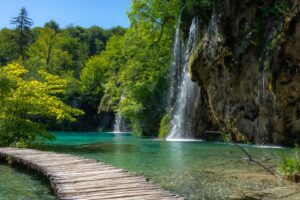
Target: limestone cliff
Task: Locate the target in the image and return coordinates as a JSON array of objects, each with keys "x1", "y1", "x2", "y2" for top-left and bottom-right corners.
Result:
[{"x1": 187, "y1": 0, "x2": 300, "y2": 145}]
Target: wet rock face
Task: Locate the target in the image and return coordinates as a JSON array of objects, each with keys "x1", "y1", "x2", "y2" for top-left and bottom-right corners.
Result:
[{"x1": 189, "y1": 0, "x2": 300, "y2": 144}]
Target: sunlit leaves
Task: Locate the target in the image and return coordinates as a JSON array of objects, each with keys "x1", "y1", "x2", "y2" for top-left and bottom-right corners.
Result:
[
  {"x1": 27, "y1": 27, "x2": 73, "y2": 74},
  {"x1": 89, "y1": 0, "x2": 180, "y2": 135},
  {"x1": 81, "y1": 55, "x2": 106, "y2": 96},
  {"x1": 0, "y1": 62, "x2": 83, "y2": 146},
  {"x1": 2, "y1": 62, "x2": 28, "y2": 80}
]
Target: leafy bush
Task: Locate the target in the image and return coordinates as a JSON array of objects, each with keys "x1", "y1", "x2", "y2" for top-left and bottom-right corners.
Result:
[{"x1": 278, "y1": 148, "x2": 300, "y2": 182}]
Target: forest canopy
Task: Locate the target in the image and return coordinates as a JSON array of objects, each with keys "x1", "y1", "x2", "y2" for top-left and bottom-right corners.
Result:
[{"x1": 0, "y1": 0, "x2": 183, "y2": 146}]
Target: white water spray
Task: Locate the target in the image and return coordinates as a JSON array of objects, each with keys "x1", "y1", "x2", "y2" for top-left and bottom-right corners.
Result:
[
  {"x1": 113, "y1": 94, "x2": 127, "y2": 133},
  {"x1": 167, "y1": 17, "x2": 201, "y2": 140}
]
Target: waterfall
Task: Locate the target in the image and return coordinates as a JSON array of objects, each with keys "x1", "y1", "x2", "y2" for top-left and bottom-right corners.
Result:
[
  {"x1": 167, "y1": 17, "x2": 201, "y2": 140},
  {"x1": 113, "y1": 113, "x2": 125, "y2": 133},
  {"x1": 262, "y1": 70, "x2": 266, "y2": 104},
  {"x1": 168, "y1": 22, "x2": 184, "y2": 105},
  {"x1": 113, "y1": 94, "x2": 127, "y2": 133}
]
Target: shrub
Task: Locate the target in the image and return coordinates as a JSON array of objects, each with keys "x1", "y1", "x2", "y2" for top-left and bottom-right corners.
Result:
[{"x1": 278, "y1": 148, "x2": 300, "y2": 182}]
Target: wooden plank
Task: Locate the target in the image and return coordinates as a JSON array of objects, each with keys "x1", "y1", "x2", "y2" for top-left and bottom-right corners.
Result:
[{"x1": 0, "y1": 147, "x2": 183, "y2": 200}]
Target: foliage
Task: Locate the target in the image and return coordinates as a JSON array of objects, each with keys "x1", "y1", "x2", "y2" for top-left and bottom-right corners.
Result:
[
  {"x1": 278, "y1": 147, "x2": 300, "y2": 182},
  {"x1": 80, "y1": 55, "x2": 106, "y2": 96},
  {"x1": 10, "y1": 7, "x2": 33, "y2": 57},
  {"x1": 87, "y1": 26, "x2": 107, "y2": 56},
  {"x1": 27, "y1": 27, "x2": 73, "y2": 74},
  {"x1": 94, "y1": 0, "x2": 181, "y2": 135},
  {"x1": 44, "y1": 20, "x2": 60, "y2": 32},
  {"x1": 159, "y1": 114, "x2": 170, "y2": 138},
  {"x1": 0, "y1": 1, "x2": 181, "y2": 137},
  {"x1": 0, "y1": 62, "x2": 83, "y2": 146},
  {"x1": 184, "y1": 0, "x2": 214, "y2": 18},
  {"x1": 261, "y1": 0, "x2": 292, "y2": 17},
  {"x1": 0, "y1": 10, "x2": 127, "y2": 132},
  {"x1": 0, "y1": 28, "x2": 19, "y2": 65}
]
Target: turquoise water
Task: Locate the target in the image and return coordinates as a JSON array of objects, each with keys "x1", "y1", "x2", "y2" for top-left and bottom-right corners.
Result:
[
  {"x1": 0, "y1": 161, "x2": 55, "y2": 200},
  {"x1": 41, "y1": 132, "x2": 294, "y2": 200},
  {"x1": 0, "y1": 132, "x2": 297, "y2": 199}
]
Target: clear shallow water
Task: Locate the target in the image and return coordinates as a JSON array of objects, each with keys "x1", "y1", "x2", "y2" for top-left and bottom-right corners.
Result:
[
  {"x1": 40, "y1": 131, "x2": 297, "y2": 200},
  {"x1": 0, "y1": 161, "x2": 55, "y2": 200}
]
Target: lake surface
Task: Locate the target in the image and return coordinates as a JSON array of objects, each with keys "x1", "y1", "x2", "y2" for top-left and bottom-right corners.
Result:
[
  {"x1": 0, "y1": 161, "x2": 55, "y2": 200},
  {"x1": 0, "y1": 131, "x2": 298, "y2": 200},
  {"x1": 44, "y1": 132, "x2": 296, "y2": 199}
]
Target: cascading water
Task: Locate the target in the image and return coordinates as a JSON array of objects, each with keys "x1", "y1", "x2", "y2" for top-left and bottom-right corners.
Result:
[
  {"x1": 168, "y1": 21, "x2": 184, "y2": 105},
  {"x1": 113, "y1": 113, "x2": 125, "y2": 133},
  {"x1": 262, "y1": 70, "x2": 266, "y2": 104},
  {"x1": 113, "y1": 94, "x2": 127, "y2": 133},
  {"x1": 167, "y1": 17, "x2": 201, "y2": 140}
]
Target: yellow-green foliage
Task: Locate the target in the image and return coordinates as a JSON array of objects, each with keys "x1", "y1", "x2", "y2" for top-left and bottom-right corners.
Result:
[
  {"x1": 278, "y1": 148, "x2": 300, "y2": 182},
  {"x1": 0, "y1": 62, "x2": 84, "y2": 146},
  {"x1": 80, "y1": 55, "x2": 106, "y2": 96},
  {"x1": 27, "y1": 27, "x2": 72, "y2": 74},
  {"x1": 159, "y1": 113, "x2": 170, "y2": 138}
]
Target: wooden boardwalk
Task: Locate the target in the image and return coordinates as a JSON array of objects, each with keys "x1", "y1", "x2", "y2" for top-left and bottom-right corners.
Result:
[{"x1": 0, "y1": 147, "x2": 183, "y2": 200}]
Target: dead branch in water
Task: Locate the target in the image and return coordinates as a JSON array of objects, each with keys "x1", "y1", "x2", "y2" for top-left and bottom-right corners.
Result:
[{"x1": 232, "y1": 142, "x2": 284, "y2": 183}]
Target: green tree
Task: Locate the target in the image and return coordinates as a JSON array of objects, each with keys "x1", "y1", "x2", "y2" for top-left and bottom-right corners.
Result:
[
  {"x1": 10, "y1": 7, "x2": 33, "y2": 57},
  {"x1": 87, "y1": 26, "x2": 106, "y2": 56},
  {"x1": 0, "y1": 28, "x2": 19, "y2": 65},
  {"x1": 0, "y1": 62, "x2": 83, "y2": 147},
  {"x1": 81, "y1": 55, "x2": 107, "y2": 96},
  {"x1": 92, "y1": 0, "x2": 181, "y2": 135},
  {"x1": 0, "y1": 0, "x2": 182, "y2": 136},
  {"x1": 44, "y1": 20, "x2": 60, "y2": 32},
  {"x1": 27, "y1": 27, "x2": 72, "y2": 74},
  {"x1": 106, "y1": 26, "x2": 126, "y2": 37}
]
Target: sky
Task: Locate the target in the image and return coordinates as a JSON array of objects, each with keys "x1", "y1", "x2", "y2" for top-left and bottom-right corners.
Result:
[{"x1": 0, "y1": 0, "x2": 132, "y2": 29}]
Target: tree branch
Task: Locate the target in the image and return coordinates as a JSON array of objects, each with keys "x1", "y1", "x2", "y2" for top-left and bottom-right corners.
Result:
[{"x1": 232, "y1": 141, "x2": 284, "y2": 183}]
